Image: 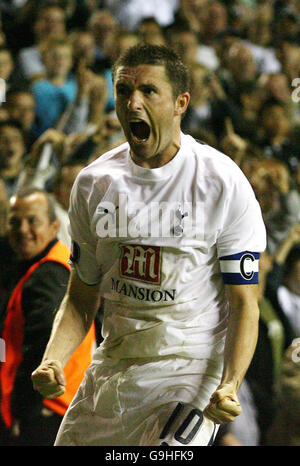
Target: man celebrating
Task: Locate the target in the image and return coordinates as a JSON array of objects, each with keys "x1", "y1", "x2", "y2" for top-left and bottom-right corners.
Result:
[{"x1": 32, "y1": 44, "x2": 266, "y2": 446}]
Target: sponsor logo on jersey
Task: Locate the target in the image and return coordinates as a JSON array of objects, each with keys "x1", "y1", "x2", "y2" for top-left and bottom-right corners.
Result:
[
  {"x1": 120, "y1": 244, "x2": 161, "y2": 284},
  {"x1": 111, "y1": 278, "x2": 176, "y2": 302}
]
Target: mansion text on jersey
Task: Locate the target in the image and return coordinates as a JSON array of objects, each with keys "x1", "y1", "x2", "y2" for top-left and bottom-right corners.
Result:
[
  {"x1": 95, "y1": 194, "x2": 204, "y2": 239},
  {"x1": 111, "y1": 278, "x2": 176, "y2": 302}
]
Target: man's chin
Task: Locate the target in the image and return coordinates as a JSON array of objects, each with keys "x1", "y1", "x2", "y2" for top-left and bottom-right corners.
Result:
[
  {"x1": 129, "y1": 142, "x2": 155, "y2": 160},
  {"x1": 18, "y1": 251, "x2": 33, "y2": 260},
  {"x1": 15, "y1": 245, "x2": 35, "y2": 261}
]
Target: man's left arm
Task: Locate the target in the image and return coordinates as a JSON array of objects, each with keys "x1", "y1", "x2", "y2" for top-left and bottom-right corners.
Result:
[{"x1": 203, "y1": 284, "x2": 260, "y2": 424}]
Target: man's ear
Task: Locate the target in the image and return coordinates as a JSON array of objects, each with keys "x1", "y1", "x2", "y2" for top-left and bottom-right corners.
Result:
[{"x1": 174, "y1": 92, "x2": 190, "y2": 116}]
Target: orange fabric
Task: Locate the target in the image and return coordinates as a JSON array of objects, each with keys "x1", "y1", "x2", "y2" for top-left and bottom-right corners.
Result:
[
  {"x1": 0, "y1": 274, "x2": 25, "y2": 428},
  {"x1": 0, "y1": 241, "x2": 95, "y2": 427}
]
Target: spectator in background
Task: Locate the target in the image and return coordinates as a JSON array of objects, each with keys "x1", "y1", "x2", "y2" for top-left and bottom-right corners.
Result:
[
  {"x1": 0, "y1": 187, "x2": 95, "y2": 446},
  {"x1": 87, "y1": 8, "x2": 118, "y2": 73},
  {"x1": 245, "y1": 248, "x2": 296, "y2": 444},
  {"x1": 277, "y1": 244, "x2": 300, "y2": 337},
  {"x1": 110, "y1": 29, "x2": 140, "y2": 63},
  {"x1": 15, "y1": 128, "x2": 66, "y2": 195},
  {"x1": 137, "y1": 17, "x2": 166, "y2": 46},
  {"x1": 103, "y1": 0, "x2": 179, "y2": 32},
  {"x1": 259, "y1": 73, "x2": 297, "y2": 116},
  {"x1": 52, "y1": 159, "x2": 86, "y2": 248},
  {"x1": 5, "y1": 89, "x2": 36, "y2": 146},
  {"x1": 181, "y1": 63, "x2": 218, "y2": 146},
  {"x1": 245, "y1": 157, "x2": 300, "y2": 255},
  {"x1": 0, "y1": 107, "x2": 8, "y2": 123},
  {"x1": 219, "y1": 40, "x2": 259, "y2": 101},
  {"x1": 219, "y1": 118, "x2": 250, "y2": 167},
  {"x1": 198, "y1": 0, "x2": 228, "y2": 45},
  {"x1": 17, "y1": 4, "x2": 67, "y2": 83},
  {"x1": 87, "y1": 9, "x2": 118, "y2": 114},
  {"x1": 177, "y1": 0, "x2": 209, "y2": 36},
  {"x1": 0, "y1": 119, "x2": 26, "y2": 198},
  {"x1": 62, "y1": 58, "x2": 107, "y2": 136},
  {"x1": 69, "y1": 29, "x2": 96, "y2": 70},
  {"x1": 275, "y1": 40, "x2": 300, "y2": 83},
  {"x1": 256, "y1": 100, "x2": 299, "y2": 175},
  {"x1": 227, "y1": 1, "x2": 253, "y2": 39},
  {"x1": 243, "y1": 4, "x2": 281, "y2": 75},
  {"x1": 0, "y1": 12, "x2": 6, "y2": 49},
  {"x1": 266, "y1": 339, "x2": 300, "y2": 446},
  {"x1": 167, "y1": 23, "x2": 220, "y2": 71},
  {"x1": 0, "y1": 47, "x2": 16, "y2": 91},
  {"x1": 273, "y1": 7, "x2": 300, "y2": 45},
  {"x1": 206, "y1": 39, "x2": 260, "y2": 138},
  {"x1": 264, "y1": 225, "x2": 300, "y2": 339},
  {"x1": 30, "y1": 38, "x2": 77, "y2": 139},
  {"x1": 229, "y1": 83, "x2": 267, "y2": 141}
]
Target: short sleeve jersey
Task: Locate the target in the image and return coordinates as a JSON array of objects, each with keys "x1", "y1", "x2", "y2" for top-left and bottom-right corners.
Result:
[{"x1": 69, "y1": 133, "x2": 266, "y2": 361}]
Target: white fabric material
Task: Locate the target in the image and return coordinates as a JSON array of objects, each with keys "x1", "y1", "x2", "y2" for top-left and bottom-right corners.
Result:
[
  {"x1": 196, "y1": 45, "x2": 220, "y2": 70},
  {"x1": 54, "y1": 201, "x2": 71, "y2": 249},
  {"x1": 55, "y1": 357, "x2": 219, "y2": 446},
  {"x1": 57, "y1": 134, "x2": 266, "y2": 446},
  {"x1": 18, "y1": 46, "x2": 45, "y2": 79},
  {"x1": 243, "y1": 41, "x2": 281, "y2": 74},
  {"x1": 219, "y1": 257, "x2": 259, "y2": 274},
  {"x1": 104, "y1": 0, "x2": 179, "y2": 30},
  {"x1": 68, "y1": 133, "x2": 266, "y2": 361}
]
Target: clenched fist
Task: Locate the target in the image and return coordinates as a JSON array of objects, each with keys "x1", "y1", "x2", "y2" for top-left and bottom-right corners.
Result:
[
  {"x1": 203, "y1": 383, "x2": 242, "y2": 424},
  {"x1": 31, "y1": 360, "x2": 66, "y2": 399}
]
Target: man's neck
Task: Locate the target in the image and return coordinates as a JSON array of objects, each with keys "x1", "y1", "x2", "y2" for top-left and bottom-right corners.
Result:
[
  {"x1": 48, "y1": 74, "x2": 67, "y2": 86},
  {"x1": 130, "y1": 131, "x2": 182, "y2": 169}
]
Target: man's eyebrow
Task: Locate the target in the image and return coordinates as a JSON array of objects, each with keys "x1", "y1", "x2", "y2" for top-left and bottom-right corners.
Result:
[{"x1": 139, "y1": 83, "x2": 159, "y2": 91}]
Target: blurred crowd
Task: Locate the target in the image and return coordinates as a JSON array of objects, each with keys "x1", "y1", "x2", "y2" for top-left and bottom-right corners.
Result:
[{"x1": 0, "y1": 0, "x2": 299, "y2": 446}]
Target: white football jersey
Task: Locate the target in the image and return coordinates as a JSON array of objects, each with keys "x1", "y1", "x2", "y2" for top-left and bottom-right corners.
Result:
[{"x1": 68, "y1": 133, "x2": 266, "y2": 361}]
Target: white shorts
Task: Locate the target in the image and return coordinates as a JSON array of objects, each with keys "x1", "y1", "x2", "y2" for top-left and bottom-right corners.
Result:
[{"x1": 54, "y1": 356, "x2": 222, "y2": 446}]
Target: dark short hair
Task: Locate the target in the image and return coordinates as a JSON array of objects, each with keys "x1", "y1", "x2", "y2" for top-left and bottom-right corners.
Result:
[
  {"x1": 0, "y1": 118, "x2": 24, "y2": 132},
  {"x1": 0, "y1": 46, "x2": 13, "y2": 56},
  {"x1": 14, "y1": 186, "x2": 57, "y2": 223},
  {"x1": 284, "y1": 245, "x2": 300, "y2": 279},
  {"x1": 6, "y1": 87, "x2": 33, "y2": 103},
  {"x1": 112, "y1": 43, "x2": 190, "y2": 98},
  {"x1": 258, "y1": 98, "x2": 288, "y2": 120},
  {"x1": 0, "y1": 118, "x2": 26, "y2": 141},
  {"x1": 52, "y1": 159, "x2": 85, "y2": 188}
]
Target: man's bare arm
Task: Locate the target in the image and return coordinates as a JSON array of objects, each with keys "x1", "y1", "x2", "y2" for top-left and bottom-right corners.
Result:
[
  {"x1": 31, "y1": 270, "x2": 101, "y2": 399},
  {"x1": 203, "y1": 284, "x2": 260, "y2": 424}
]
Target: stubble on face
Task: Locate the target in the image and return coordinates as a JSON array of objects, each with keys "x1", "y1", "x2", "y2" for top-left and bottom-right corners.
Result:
[{"x1": 114, "y1": 64, "x2": 184, "y2": 168}]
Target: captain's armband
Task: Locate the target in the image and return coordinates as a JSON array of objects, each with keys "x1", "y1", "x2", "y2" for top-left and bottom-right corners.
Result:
[{"x1": 219, "y1": 251, "x2": 260, "y2": 285}]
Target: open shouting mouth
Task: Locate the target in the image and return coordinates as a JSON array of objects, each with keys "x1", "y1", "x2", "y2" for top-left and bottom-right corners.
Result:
[{"x1": 129, "y1": 119, "x2": 151, "y2": 143}]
